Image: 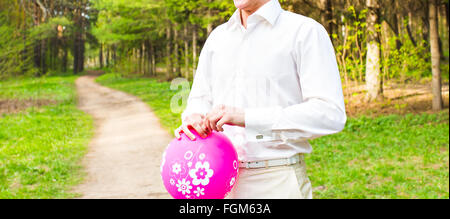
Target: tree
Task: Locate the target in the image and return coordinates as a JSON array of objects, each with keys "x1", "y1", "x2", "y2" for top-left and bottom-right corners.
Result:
[
  {"x1": 429, "y1": 0, "x2": 443, "y2": 110},
  {"x1": 365, "y1": 0, "x2": 383, "y2": 101},
  {"x1": 319, "y1": 0, "x2": 334, "y2": 35}
]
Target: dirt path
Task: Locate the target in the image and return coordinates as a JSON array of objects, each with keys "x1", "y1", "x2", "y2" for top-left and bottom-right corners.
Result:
[{"x1": 73, "y1": 75, "x2": 172, "y2": 199}]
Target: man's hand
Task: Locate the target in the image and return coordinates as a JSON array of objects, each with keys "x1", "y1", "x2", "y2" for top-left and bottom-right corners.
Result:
[
  {"x1": 204, "y1": 105, "x2": 245, "y2": 132},
  {"x1": 175, "y1": 113, "x2": 209, "y2": 140}
]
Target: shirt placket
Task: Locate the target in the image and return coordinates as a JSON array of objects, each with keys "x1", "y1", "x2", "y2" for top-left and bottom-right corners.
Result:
[
  {"x1": 234, "y1": 25, "x2": 249, "y2": 107},
  {"x1": 240, "y1": 23, "x2": 266, "y2": 141}
]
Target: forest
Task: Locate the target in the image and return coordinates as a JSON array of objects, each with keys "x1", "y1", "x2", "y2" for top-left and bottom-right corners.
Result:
[
  {"x1": 0, "y1": 0, "x2": 449, "y2": 199},
  {"x1": 1, "y1": 0, "x2": 449, "y2": 107}
]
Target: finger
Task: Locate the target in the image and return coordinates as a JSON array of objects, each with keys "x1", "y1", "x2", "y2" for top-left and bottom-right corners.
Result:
[
  {"x1": 209, "y1": 116, "x2": 219, "y2": 132},
  {"x1": 216, "y1": 115, "x2": 230, "y2": 132},
  {"x1": 205, "y1": 105, "x2": 224, "y2": 132},
  {"x1": 202, "y1": 122, "x2": 210, "y2": 134},
  {"x1": 206, "y1": 115, "x2": 217, "y2": 132},
  {"x1": 204, "y1": 113, "x2": 212, "y2": 131},
  {"x1": 202, "y1": 118, "x2": 210, "y2": 133},
  {"x1": 199, "y1": 114, "x2": 209, "y2": 133},
  {"x1": 182, "y1": 125, "x2": 196, "y2": 141},
  {"x1": 213, "y1": 113, "x2": 225, "y2": 132},
  {"x1": 174, "y1": 128, "x2": 181, "y2": 139},
  {"x1": 193, "y1": 123, "x2": 207, "y2": 138},
  {"x1": 205, "y1": 116, "x2": 214, "y2": 133}
]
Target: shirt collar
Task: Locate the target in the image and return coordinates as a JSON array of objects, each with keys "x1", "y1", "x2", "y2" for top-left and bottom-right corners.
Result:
[{"x1": 227, "y1": 0, "x2": 283, "y2": 28}]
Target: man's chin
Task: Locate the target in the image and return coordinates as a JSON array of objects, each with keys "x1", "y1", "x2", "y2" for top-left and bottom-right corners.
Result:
[{"x1": 233, "y1": 0, "x2": 250, "y2": 9}]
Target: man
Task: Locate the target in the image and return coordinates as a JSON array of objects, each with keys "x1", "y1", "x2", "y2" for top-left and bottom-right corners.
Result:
[{"x1": 175, "y1": 0, "x2": 346, "y2": 199}]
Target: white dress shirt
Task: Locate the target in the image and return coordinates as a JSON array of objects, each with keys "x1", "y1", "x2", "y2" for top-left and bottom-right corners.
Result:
[{"x1": 182, "y1": 0, "x2": 347, "y2": 162}]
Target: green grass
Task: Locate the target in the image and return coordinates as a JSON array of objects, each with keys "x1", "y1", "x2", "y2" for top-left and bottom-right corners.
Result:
[
  {"x1": 0, "y1": 76, "x2": 93, "y2": 198},
  {"x1": 97, "y1": 73, "x2": 449, "y2": 199},
  {"x1": 308, "y1": 112, "x2": 449, "y2": 199},
  {"x1": 0, "y1": 76, "x2": 76, "y2": 102}
]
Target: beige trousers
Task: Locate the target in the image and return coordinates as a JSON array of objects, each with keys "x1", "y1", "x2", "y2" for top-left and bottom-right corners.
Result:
[{"x1": 227, "y1": 155, "x2": 313, "y2": 199}]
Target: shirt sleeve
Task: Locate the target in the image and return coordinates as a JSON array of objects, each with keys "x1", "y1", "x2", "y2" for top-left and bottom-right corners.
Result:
[
  {"x1": 181, "y1": 37, "x2": 213, "y2": 122},
  {"x1": 244, "y1": 21, "x2": 347, "y2": 141}
]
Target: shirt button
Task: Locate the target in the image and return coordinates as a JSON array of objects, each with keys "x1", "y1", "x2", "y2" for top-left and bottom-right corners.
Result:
[{"x1": 256, "y1": 134, "x2": 264, "y2": 140}]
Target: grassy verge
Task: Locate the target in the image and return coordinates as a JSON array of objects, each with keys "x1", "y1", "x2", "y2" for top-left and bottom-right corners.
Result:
[
  {"x1": 308, "y1": 112, "x2": 448, "y2": 199},
  {"x1": 0, "y1": 76, "x2": 93, "y2": 198},
  {"x1": 97, "y1": 73, "x2": 449, "y2": 199}
]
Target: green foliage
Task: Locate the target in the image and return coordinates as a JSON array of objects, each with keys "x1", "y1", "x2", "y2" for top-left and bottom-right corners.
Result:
[
  {"x1": 0, "y1": 0, "x2": 97, "y2": 77},
  {"x1": 334, "y1": 6, "x2": 367, "y2": 82},
  {"x1": 30, "y1": 17, "x2": 73, "y2": 41},
  {"x1": 0, "y1": 76, "x2": 93, "y2": 198},
  {"x1": 0, "y1": 10, "x2": 36, "y2": 79},
  {"x1": 383, "y1": 34, "x2": 432, "y2": 82},
  {"x1": 90, "y1": 0, "x2": 238, "y2": 77},
  {"x1": 92, "y1": 0, "x2": 162, "y2": 42}
]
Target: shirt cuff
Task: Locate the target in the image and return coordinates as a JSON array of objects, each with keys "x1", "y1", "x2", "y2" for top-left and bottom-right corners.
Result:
[{"x1": 244, "y1": 107, "x2": 282, "y2": 139}]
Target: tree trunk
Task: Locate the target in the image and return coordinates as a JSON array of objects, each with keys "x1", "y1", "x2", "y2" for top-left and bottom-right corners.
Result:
[
  {"x1": 192, "y1": 25, "x2": 198, "y2": 77},
  {"x1": 319, "y1": 0, "x2": 333, "y2": 36},
  {"x1": 406, "y1": 11, "x2": 417, "y2": 47},
  {"x1": 422, "y1": 3, "x2": 430, "y2": 46},
  {"x1": 99, "y1": 43, "x2": 104, "y2": 68},
  {"x1": 106, "y1": 46, "x2": 110, "y2": 67},
  {"x1": 147, "y1": 42, "x2": 155, "y2": 76},
  {"x1": 207, "y1": 0, "x2": 213, "y2": 36},
  {"x1": 113, "y1": 45, "x2": 117, "y2": 65},
  {"x1": 151, "y1": 43, "x2": 156, "y2": 76},
  {"x1": 33, "y1": 1, "x2": 43, "y2": 76},
  {"x1": 145, "y1": 43, "x2": 149, "y2": 75},
  {"x1": 80, "y1": 34, "x2": 85, "y2": 72},
  {"x1": 21, "y1": 2, "x2": 29, "y2": 75},
  {"x1": 385, "y1": 5, "x2": 402, "y2": 50},
  {"x1": 184, "y1": 23, "x2": 190, "y2": 79},
  {"x1": 62, "y1": 46, "x2": 68, "y2": 72},
  {"x1": 429, "y1": 0, "x2": 443, "y2": 110},
  {"x1": 73, "y1": 31, "x2": 84, "y2": 73},
  {"x1": 174, "y1": 25, "x2": 181, "y2": 77},
  {"x1": 365, "y1": 0, "x2": 383, "y2": 101},
  {"x1": 445, "y1": 1, "x2": 449, "y2": 35},
  {"x1": 166, "y1": 23, "x2": 173, "y2": 80},
  {"x1": 139, "y1": 44, "x2": 144, "y2": 74},
  {"x1": 73, "y1": 6, "x2": 84, "y2": 74}
]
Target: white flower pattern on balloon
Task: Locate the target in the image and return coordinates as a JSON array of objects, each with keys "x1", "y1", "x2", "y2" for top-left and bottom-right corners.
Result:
[
  {"x1": 189, "y1": 161, "x2": 214, "y2": 186},
  {"x1": 184, "y1": 151, "x2": 193, "y2": 160},
  {"x1": 194, "y1": 187, "x2": 205, "y2": 197},
  {"x1": 230, "y1": 177, "x2": 235, "y2": 186},
  {"x1": 170, "y1": 178, "x2": 175, "y2": 186},
  {"x1": 172, "y1": 163, "x2": 182, "y2": 174},
  {"x1": 176, "y1": 179, "x2": 192, "y2": 195}
]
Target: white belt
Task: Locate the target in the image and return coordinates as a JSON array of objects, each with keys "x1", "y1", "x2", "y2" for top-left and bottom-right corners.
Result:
[{"x1": 239, "y1": 154, "x2": 303, "y2": 169}]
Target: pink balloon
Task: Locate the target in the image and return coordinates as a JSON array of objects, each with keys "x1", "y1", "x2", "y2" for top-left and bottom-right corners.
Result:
[{"x1": 160, "y1": 130, "x2": 239, "y2": 199}]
